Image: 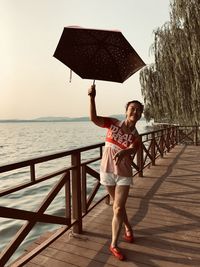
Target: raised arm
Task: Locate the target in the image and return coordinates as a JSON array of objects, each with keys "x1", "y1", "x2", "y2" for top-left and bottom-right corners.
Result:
[{"x1": 88, "y1": 85, "x2": 105, "y2": 127}]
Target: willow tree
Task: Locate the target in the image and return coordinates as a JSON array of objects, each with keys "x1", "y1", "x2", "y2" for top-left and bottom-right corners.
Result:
[{"x1": 140, "y1": 0, "x2": 200, "y2": 124}]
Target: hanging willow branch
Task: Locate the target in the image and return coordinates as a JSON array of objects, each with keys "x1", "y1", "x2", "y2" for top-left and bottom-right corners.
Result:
[{"x1": 140, "y1": 0, "x2": 200, "y2": 124}]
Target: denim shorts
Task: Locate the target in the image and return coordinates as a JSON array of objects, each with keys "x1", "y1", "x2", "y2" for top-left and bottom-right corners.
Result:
[{"x1": 100, "y1": 172, "x2": 133, "y2": 186}]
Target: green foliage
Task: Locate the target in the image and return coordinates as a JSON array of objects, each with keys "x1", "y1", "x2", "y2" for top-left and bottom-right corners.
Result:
[{"x1": 140, "y1": 0, "x2": 200, "y2": 124}]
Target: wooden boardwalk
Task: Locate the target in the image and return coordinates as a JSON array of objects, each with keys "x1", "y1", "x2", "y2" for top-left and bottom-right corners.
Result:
[{"x1": 13, "y1": 145, "x2": 200, "y2": 267}]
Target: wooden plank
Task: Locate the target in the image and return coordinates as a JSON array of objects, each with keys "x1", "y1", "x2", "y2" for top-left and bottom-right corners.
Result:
[
  {"x1": 40, "y1": 246, "x2": 113, "y2": 267},
  {"x1": 26, "y1": 254, "x2": 76, "y2": 267},
  {"x1": 23, "y1": 263, "x2": 39, "y2": 267}
]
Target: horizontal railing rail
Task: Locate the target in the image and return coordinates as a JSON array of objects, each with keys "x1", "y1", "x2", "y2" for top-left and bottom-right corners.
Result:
[{"x1": 0, "y1": 125, "x2": 199, "y2": 266}]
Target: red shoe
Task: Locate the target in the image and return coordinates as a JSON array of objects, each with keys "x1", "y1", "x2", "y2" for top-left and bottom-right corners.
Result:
[
  {"x1": 123, "y1": 230, "x2": 134, "y2": 243},
  {"x1": 109, "y1": 246, "x2": 125, "y2": 261}
]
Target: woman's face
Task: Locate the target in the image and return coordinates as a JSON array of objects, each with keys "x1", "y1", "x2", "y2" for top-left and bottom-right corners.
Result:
[{"x1": 126, "y1": 102, "x2": 142, "y2": 123}]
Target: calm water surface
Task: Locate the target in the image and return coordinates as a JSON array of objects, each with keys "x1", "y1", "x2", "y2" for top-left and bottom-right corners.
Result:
[{"x1": 0, "y1": 120, "x2": 153, "y2": 263}]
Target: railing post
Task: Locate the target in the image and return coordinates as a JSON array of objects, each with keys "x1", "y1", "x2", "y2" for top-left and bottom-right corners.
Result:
[
  {"x1": 166, "y1": 128, "x2": 170, "y2": 152},
  {"x1": 151, "y1": 133, "x2": 156, "y2": 166},
  {"x1": 169, "y1": 127, "x2": 172, "y2": 149},
  {"x1": 137, "y1": 136, "x2": 143, "y2": 177},
  {"x1": 171, "y1": 127, "x2": 174, "y2": 147},
  {"x1": 81, "y1": 165, "x2": 87, "y2": 213},
  {"x1": 71, "y1": 151, "x2": 82, "y2": 234},
  {"x1": 65, "y1": 174, "x2": 71, "y2": 225},
  {"x1": 172, "y1": 127, "x2": 176, "y2": 147},
  {"x1": 160, "y1": 130, "x2": 164, "y2": 158},
  {"x1": 175, "y1": 126, "x2": 179, "y2": 144},
  {"x1": 30, "y1": 164, "x2": 35, "y2": 182},
  {"x1": 194, "y1": 126, "x2": 198, "y2": 146}
]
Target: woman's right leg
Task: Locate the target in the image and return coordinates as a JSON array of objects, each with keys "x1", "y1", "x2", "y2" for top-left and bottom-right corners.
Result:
[
  {"x1": 106, "y1": 185, "x2": 130, "y2": 248},
  {"x1": 105, "y1": 186, "x2": 132, "y2": 241}
]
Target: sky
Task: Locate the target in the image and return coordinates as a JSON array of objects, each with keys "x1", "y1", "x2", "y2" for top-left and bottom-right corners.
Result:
[{"x1": 0, "y1": 0, "x2": 171, "y2": 119}]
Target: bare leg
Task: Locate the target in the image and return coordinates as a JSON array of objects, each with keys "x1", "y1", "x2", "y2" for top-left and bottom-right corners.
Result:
[
  {"x1": 123, "y1": 210, "x2": 133, "y2": 234},
  {"x1": 106, "y1": 185, "x2": 130, "y2": 247},
  {"x1": 106, "y1": 186, "x2": 132, "y2": 237}
]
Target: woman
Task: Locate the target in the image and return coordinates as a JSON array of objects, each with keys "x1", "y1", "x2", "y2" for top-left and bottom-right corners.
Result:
[{"x1": 88, "y1": 84, "x2": 143, "y2": 260}]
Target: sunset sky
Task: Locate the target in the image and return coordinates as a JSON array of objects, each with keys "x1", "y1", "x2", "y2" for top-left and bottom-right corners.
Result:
[{"x1": 0, "y1": 0, "x2": 171, "y2": 119}]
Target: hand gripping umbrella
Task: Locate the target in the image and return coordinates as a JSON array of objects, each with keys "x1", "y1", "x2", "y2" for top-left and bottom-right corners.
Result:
[{"x1": 53, "y1": 26, "x2": 145, "y2": 84}]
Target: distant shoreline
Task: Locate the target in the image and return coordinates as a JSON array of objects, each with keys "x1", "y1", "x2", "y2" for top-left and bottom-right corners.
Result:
[
  {"x1": 0, "y1": 114, "x2": 137, "y2": 123},
  {"x1": 0, "y1": 118, "x2": 90, "y2": 123}
]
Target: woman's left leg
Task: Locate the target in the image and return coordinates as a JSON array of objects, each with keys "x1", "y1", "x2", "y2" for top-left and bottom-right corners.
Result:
[{"x1": 123, "y1": 209, "x2": 133, "y2": 233}]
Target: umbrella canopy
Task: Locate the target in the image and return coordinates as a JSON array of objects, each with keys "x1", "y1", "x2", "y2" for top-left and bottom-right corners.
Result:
[{"x1": 53, "y1": 26, "x2": 145, "y2": 83}]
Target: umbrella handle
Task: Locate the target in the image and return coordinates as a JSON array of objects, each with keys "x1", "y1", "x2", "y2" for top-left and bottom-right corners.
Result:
[{"x1": 93, "y1": 80, "x2": 95, "y2": 85}]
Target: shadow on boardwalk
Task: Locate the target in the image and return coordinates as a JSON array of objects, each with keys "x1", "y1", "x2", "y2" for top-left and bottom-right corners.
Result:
[{"x1": 16, "y1": 145, "x2": 200, "y2": 267}]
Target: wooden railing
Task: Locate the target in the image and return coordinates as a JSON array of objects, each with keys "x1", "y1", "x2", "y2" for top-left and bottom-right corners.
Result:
[
  {"x1": 177, "y1": 125, "x2": 199, "y2": 145},
  {"x1": 0, "y1": 125, "x2": 199, "y2": 266}
]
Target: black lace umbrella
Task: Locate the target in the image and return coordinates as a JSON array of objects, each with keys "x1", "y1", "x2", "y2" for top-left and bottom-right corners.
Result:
[{"x1": 53, "y1": 26, "x2": 145, "y2": 83}]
